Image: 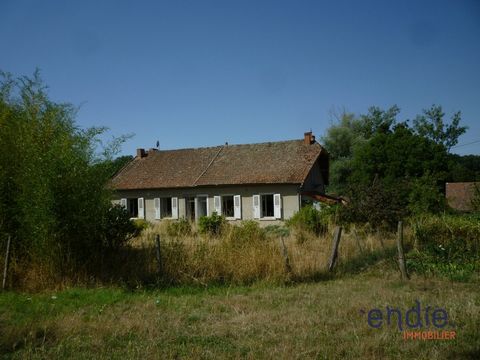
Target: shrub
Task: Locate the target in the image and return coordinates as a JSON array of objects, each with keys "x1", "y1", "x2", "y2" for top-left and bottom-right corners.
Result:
[
  {"x1": 338, "y1": 180, "x2": 409, "y2": 230},
  {"x1": 165, "y1": 218, "x2": 192, "y2": 237},
  {"x1": 133, "y1": 219, "x2": 149, "y2": 232},
  {"x1": 412, "y1": 214, "x2": 480, "y2": 261},
  {"x1": 409, "y1": 214, "x2": 480, "y2": 281},
  {"x1": 226, "y1": 220, "x2": 266, "y2": 244},
  {"x1": 286, "y1": 205, "x2": 327, "y2": 235},
  {"x1": 198, "y1": 212, "x2": 225, "y2": 236},
  {"x1": 102, "y1": 205, "x2": 140, "y2": 249}
]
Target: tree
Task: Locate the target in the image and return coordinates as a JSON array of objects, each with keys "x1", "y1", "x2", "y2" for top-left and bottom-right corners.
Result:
[
  {"x1": 322, "y1": 106, "x2": 400, "y2": 193},
  {"x1": 412, "y1": 105, "x2": 467, "y2": 151},
  {"x1": 0, "y1": 70, "x2": 135, "y2": 277},
  {"x1": 349, "y1": 124, "x2": 449, "y2": 187}
]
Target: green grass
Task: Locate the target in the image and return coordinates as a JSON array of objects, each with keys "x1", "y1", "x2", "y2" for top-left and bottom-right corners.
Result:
[{"x1": 1, "y1": 268, "x2": 479, "y2": 359}]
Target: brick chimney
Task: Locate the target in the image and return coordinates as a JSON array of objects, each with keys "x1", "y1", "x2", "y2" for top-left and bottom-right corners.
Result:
[
  {"x1": 136, "y1": 148, "x2": 146, "y2": 158},
  {"x1": 304, "y1": 132, "x2": 315, "y2": 145}
]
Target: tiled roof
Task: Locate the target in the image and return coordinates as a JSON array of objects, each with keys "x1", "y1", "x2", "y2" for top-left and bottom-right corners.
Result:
[
  {"x1": 110, "y1": 139, "x2": 325, "y2": 190},
  {"x1": 446, "y1": 182, "x2": 479, "y2": 211}
]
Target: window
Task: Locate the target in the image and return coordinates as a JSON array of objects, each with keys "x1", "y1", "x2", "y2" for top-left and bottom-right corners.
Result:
[
  {"x1": 128, "y1": 198, "x2": 138, "y2": 218},
  {"x1": 261, "y1": 194, "x2": 274, "y2": 218},
  {"x1": 160, "y1": 197, "x2": 172, "y2": 218},
  {"x1": 222, "y1": 195, "x2": 234, "y2": 218}
]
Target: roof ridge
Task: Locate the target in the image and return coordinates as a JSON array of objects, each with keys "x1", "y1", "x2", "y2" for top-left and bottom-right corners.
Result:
[{"x1": 147, "y1": 139, "x2": 304, "y2": 153}]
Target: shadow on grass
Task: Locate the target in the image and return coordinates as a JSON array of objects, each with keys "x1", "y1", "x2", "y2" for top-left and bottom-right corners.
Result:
[{"x1": 336, "y1": 246, "x2": 398, "y2": 275}]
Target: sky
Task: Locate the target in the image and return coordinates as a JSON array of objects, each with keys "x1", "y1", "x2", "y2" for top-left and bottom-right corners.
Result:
[{"x1": 1, "y1": 0, "x2": 479, "y2": 156}]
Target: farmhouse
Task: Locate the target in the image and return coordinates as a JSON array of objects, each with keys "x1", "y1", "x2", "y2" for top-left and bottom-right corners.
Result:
[{"x1": 110, "y1": 132, "x2": 329, "y2": 224}]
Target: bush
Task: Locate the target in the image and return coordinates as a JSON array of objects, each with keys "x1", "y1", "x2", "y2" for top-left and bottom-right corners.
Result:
[
  {"x1": 286, "y1": 205, "x2": 327, "y2": 235},
  {"x1": 412, "y1": 214, "x2": 480, "y2": 261},
  {"x1": 198, "y1": 213, "x2": 225, "y2": 236},
  {"x1": 409, "y1": 214, "x2": 480, "y2": 281},
  {"x1": 165, "y1": 218, "x2": 192, "y2": 237},
  {"x1": 226, "y1": 221, "x2": 266, "y2": 244},
  {"x1": 338, "y1": 180, "x2": 409, "y2": 230},
  {"x1": 102, "y1": 205, "x2": 140, "y2": 249}
]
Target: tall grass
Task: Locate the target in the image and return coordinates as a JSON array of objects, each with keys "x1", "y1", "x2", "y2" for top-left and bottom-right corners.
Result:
[
  {"x1": 126, "y1": 221, "x2": 399, "y2": 287},
  {"x1": 1, "y1": 221, "x2": 400, "y2": 291}
]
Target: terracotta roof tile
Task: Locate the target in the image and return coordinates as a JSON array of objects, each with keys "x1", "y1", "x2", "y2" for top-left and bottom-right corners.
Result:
[{"x1": 110, "y1": 139, "x2": 325, "y2": 190}]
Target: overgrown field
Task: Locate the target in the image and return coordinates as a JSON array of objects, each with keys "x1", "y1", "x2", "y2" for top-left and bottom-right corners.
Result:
[{"x1": 1, "y1": 267, "x2": 479, "y2": 359}]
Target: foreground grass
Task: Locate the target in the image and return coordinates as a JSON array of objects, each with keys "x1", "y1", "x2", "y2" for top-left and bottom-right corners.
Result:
[{"x1": 1, "y1": 267, "x2": 479, "y2": 360}]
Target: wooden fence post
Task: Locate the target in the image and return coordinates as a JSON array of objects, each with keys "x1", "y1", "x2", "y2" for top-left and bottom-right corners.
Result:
[
  {"x1": 396, "y1": 221, "x2": 409, "y2": 280},
  {"x1": 155, "y1": 234, "x2": 162, "y2": 276},
  {"x1": 279, "y1": 236, "x2": 292, "y2": 273},
  {"x1": 2, "y1": 235, "x2": 11, "y2": 291},
  {"x1": 328, "y1": 226, "x2": 342, "y2": 272}
]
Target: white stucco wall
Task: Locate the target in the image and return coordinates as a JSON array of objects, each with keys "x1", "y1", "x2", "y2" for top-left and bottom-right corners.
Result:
[{"x1": 112, "y1": 184, "x2": 301, "y2": 225}]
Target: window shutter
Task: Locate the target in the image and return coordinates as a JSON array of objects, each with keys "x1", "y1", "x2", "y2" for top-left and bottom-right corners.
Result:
[
  {"x1": 171, "y1": 197, "x2": 178, "y2": 219},
  {"x1": 214, "y1": 196, "x2": 222, "y2": 215},
  {"x1": 120, "y1": 198, "x2": 127, "y2": 210},
  {"x1": 252, "y1": 195, "x2": 260, "y2": 219},
  {"x1": 154, "y1": 198, "x2": 161, "y2": 219},
  {"x1": 234, "y1": 195, "x2": 241, "y2": 219},
  {"x1": 274, "y1": 194, "x2": 282, "y2": 219},
  {"x1": 138, "y1": 197, "x2": 145, "y2": 219}
]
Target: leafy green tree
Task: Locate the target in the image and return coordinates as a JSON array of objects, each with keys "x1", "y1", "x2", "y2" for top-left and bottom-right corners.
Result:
[
  {"x1": 407, "y1": 172, "x2": 446, "y2": 215},
  {"x1": 349, "y1": 124, "x2": 449, "y2": 187},
  {"x1": 412, "y1": 105, "x2": 467, "y2": 151},
  {"x1": 0, "y1": 70, "x2": 135, "y2": 277},
  {"x1": 322, "y1": 106, "x2": 400, "y2": 193}
]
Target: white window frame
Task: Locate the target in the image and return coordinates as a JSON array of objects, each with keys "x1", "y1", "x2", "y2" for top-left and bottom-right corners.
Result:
[{"x1": 159, "y1": 197, "x2": 174, "y2": 219}]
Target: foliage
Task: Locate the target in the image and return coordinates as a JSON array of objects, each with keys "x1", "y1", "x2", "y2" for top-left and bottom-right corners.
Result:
[
  {"x1": 409, "y1": 214, "x2": 480, "y2": 281},
  {"x1": 198, "y1": 212, "x2": 225, "y2": 236},
  {"x1": 446, "y1": 154, "x2": 480, "y2": 182},
  {"x1": 412, "y1": 214, "x2": 480, "y2": 260},
  {"x1": 349, "y1": 124, "x2": 449, "y2": 187},
  {"x1": 0, "y1": 70, "x2": 132, "y2": 277},
  {"x1": 471, "y1": 183, "x2": 480, "y2": 212},
  {"x1": 407, "y1": 172, "x2": 446, "y2": 215},
  {"x1": 286, "y1": 205, "x2": 328, "y2": 235},
  {"x1": 165, "y1": 218, "x2": 192, "y2": 237},
  {"x1": 226, "y1": 220, "x2": 266, "y2": 244},
  {"x1": 322, "y1": 105, "x2": 470, "y2": 219},
  {"x1": 102, "y1": 205, "x2": 140, "y2": 249},
  {"x1": 412, "y1": 105, "x2": 467, "y2": 151},
  {"x1": 132, "y1": 219, "x2": 149, "y2": 232},
  {"x1": 339, "y1": 180, "x2": 409, "y2": 230}
]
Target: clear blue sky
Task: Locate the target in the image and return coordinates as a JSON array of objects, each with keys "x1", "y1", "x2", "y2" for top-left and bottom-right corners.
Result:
[{"x1": 1, "y1": 0, "x2": 479, "y2": 156}]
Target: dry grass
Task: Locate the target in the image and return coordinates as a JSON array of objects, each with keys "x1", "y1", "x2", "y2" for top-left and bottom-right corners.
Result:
[
  {"x1": 125, "y1": 222, "x2": 400, "y2": 287},
  {"x1": 1, "y1": 221, "x2": 403, "y2": 291}
]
